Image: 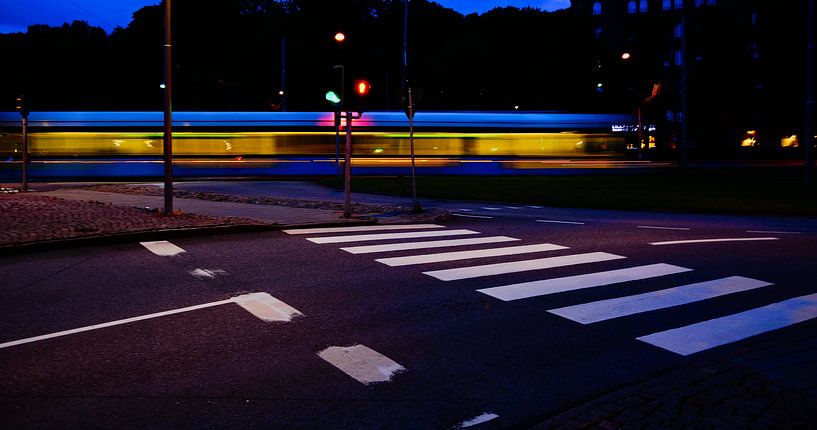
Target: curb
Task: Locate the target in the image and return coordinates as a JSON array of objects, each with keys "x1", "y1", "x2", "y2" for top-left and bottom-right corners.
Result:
[{"x1": 0, "y1": 218, "x2": 377, "y2": 256}]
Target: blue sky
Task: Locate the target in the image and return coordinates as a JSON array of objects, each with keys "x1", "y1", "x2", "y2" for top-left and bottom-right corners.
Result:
[{"x1": 0, "y1": 0, "x2": 571, "y2": 34}]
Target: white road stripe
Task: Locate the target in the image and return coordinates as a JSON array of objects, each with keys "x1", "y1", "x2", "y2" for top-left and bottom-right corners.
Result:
[
  {"x1": 549, "y1": 276, "x2": 772, "y2": 324},
  {"x1": 453, "y1": 213, "x2": 494, "y2": 219},
  {"x1": 505, "y1": 206, "x2": 522, "y2": 209},
  {"x1": 746, "y1": 230, "x2": 801, "y2": 234},
  {"x1": 637, "y1": 292, "x2": 817, "y2": 356},
  {"x1": 188, "y1": 268, "x2": 228, "y2": 279},
  {"x1": 283, "y1": 224, "x2": 443, "y2": 235},
  {"x1": 457, "y1": 208, "x2": 474, "y2": 212},
  {"x1": 478, "y1": 263, "x2": 692, "y2": 302},
  {"x1": 307, "y1": 229, "x2": 479, "y2": 244},
  {"x1": 376, "y1": 243, "x2": 569, "y2": 267},
  {"x1": 140, "y1": 240, "x2": 186, "y2": 256},
  {"x1": 0, "y1": 293, "x2": 301, "y2": 350},
  {"x1": 318, "y1": 344, "x2": 406, "y2": 385},
  {"x1": 637, "y1": 225, "x2": 691, "y2": 231},
  {"x1": 481, "y1": 207, "x2": 503, "y2": 211},
  {"x1": 536, "y1": 219, "x2": 585, "y2": 225},
  {"x1": 233, "y1": 292, "x2": 304, "y2": 323},
  {"x1": 341, "y1": 236, "x2": 520, "y2": 254},
  {"x1": 650, "y1": 237, "x2": 779, "y2": 246},
  {"x1": 459, "y1": 412, "x2": 500, "y2": 428},
  {"x1": 527, "y1": 205, "x2": 544, "y2": 209},
  {"x1": 424, "y1": 252, "x2": 625, "y2": 281}
]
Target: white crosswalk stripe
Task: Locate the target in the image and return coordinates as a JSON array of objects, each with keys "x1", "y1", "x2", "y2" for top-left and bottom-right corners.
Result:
[
  {"x1": 340, "y1": 236, "x2": 520, "y2": 254},
  {"x1": 375, "y1": 243, "x2": 569, "y2": 267},
  {"x1": 307, "y1": 229, "x2": 479, "y2": 244},
  {"x1": 283, "y1": 224, "x2": 444, "y2": 235},
  {"x1": 637, "y1": 292, "x2": 817, "y2": 356},
  {"x1": 424, "y1": 252, "x2": 625, "y2": 281},
  {"x1": 477, "y1": 263, "x2": 692, "y2": 301},
  {"x1": 548, "y1": 276, "x2": 772, "y2": 324}
]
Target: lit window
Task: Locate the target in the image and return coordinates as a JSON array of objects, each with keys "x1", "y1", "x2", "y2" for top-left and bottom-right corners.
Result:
[
  {"x1": 674, "y1": 0, "x2": 683, "y2": 9},
  {"x1": 663, "y1": 0, "x2": 672, "y2": 10},
  {"x1": 674, "y1": 23, "x2": 683, "y2": 38},
  {"x1": 675, "y1": 50, "x2": 683, "y2": 65},
  {"x1": 593, "y1": 2, "x2": 602, "y2": 15},
  {"x1": 640, "y1": 0, "x2": 648, "y2": 12},
  {"x1": 595, "y1": 27, "x2": 603, "y2": 39},
  {"x1": 628, "y1": 1, "x2": 636, "y2": 13}
]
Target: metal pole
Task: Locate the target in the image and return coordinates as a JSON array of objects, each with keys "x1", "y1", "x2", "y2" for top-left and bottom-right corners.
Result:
[
  {"x1": 21, "y1": 115, "x2": 28, "y2": 191},
  {"x1": 637, "y1": 105, "x2": 644, "y2": 161},
  {"x1": 343, "y1": 112, "x2": 353, "y2": 218},
  {"x1": 679, "y1": 13, "x2": 688, "y2": 168},
  {"x1": 163, "y1": 0, "x2": 173, "y2": 215},
  {"x1": 805, "y1": 0, "x2": 815, "y2": 186},
  {"x1": 333, "y1": 65, "x2": 344, "y2": 176},
  {"x1": 281, "y1": 36, "x2": 286, "y2": 112},
  {"x1": 409, "y1": 87, "x2": 420, "y2": 212},
  {"x1": 402, "y1": 0, "x2": 409, "y2": 91}
]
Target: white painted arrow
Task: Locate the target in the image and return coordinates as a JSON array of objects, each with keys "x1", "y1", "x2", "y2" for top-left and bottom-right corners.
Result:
[{"x1": 0, "y1": 293, "x2": 302, "y2": 350}]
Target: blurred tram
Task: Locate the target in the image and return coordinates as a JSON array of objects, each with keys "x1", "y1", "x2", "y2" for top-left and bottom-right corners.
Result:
[{"x1": 0, "y1": 111, "x2": 637, "y2": 178}]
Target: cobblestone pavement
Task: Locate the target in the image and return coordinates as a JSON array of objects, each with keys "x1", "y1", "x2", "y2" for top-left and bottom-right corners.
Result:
[
  {"x1": 531, "y1": 360, "x2": 817, "y2": 429},
  {"x1": 0, "y1": 193, "x2": 268, "y2": 247}
]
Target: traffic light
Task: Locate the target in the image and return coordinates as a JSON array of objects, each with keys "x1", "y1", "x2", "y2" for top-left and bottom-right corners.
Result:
[
  {"x1": 15, "y1": 95, "x2": 29, "y2": 117},
  {"x1": 354, "y1": 80, "x2": 371, "y2": 96},
  {"x1": 325, "y1": 90, "x2": 342, "y2": 107}
]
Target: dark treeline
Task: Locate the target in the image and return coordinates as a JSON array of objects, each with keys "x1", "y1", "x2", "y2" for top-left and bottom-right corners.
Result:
[{"x1": 0, "y1": 0, "x2": 589, "y2": 112}]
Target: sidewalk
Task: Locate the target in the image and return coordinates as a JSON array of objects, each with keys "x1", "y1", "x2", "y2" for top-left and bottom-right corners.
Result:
[{"x1": 0, "y1": 181, "x2": 447, "y2": 253}]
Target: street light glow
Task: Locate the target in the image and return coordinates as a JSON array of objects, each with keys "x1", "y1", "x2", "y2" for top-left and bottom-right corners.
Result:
[
  {"x1": 334, "y1": 32, "x2": 346, "y2": 42},
  {"x1": 621, "y1": 52, "x2": 631, "y2": 60}
]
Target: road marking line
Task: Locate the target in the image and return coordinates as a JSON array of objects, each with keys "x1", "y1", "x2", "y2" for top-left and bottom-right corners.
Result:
[
  {"x1": 481, "y1": 207, "x2": 503, "y2": 211},
  {"x1": 140, "y1": 240, "x2": 186, "y2": 256},
  {"x1": 457, "y1": 208, "x2": 474, "y2": 212},
  {"x1": 536, "y1": 219, "x2": 585, "y2": 225},
  {"x1": 233, "y1": 292, "x2": 304, "y2": 323},
  {"x1": 188, "y1": 268, "x2": 228, "y2": 279},
  {"x1": 527, "y1": 206, "x2": 544, "y2": 209},
  {"x1": 283, "y1": 224, "x2": 443, "y2": 235},
  {"x1": 341, "y1": 236, "x2": 520, "y2": 254},
  {"x1": 505, "y1": 206, "x2": 522, "y2": 209},
  {"x1": 637, "y1": 225, "x2": 691, "y2": 231},
  {"x1": 650, "y1": 237, "x2": 779, "y2": 246},
  {"x1": 318, "y1": 344, "x2": 406, "y2": 385},
  {"x1": 307, "y1": 229, "x2": 479, "y2": 244},
  {"x1": 376, "y1": 243, "x2": 569, "y2": 267},
  {"x1": 459, "y1": 412, "x2": 500, "y2": 428},
  {"x1": 0, "y1": 293, "x2": 301, "y2": 350},
  {"x1": 548, "y1": 276, "x2": 772, "y2": 324},
  {"x1": 453, "y1": 213, "x2": 494, "y2": 219},
  {"x1": 746, "y1": 230, "x2": 801, "y2": 234},
  {"x1": 637, "y1": 292, "x2": 817, "y2": 356},
  {"x1": 477, "y1": 263, "x2": 692, "y2": 301},
  {"x1": 424, "y1": 252, "x2": 625, "y2": 281}
]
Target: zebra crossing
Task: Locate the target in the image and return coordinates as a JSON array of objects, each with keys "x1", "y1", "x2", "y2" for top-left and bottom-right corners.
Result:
[{"x1": 283, "y1": 224, "x2": 817, "y2": 356}]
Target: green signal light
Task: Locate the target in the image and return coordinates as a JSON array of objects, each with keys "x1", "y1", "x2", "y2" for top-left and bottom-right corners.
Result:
[{"x1": 325, "y1": 91, "x2": 341, "y2": 105}]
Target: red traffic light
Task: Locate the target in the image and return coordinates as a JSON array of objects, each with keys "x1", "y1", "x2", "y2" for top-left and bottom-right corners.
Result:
[{"x1": 354, "y1": 80, "x2": 371, "y2": 96}]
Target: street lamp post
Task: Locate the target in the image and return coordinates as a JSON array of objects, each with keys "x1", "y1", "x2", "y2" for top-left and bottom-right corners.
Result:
[
  {"x1": 163, "y1": 0, "x2": 173, "y2": 215},
  {"x1": 332, "y1": 64, "x2": 344, "y2": 176}
]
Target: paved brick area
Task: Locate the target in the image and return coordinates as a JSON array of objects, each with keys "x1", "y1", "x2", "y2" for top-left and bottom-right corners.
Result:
[
  {"x1": 0, "y1": 193, "x2": 266, "y2": 247},
  {"x1": 532, "y1": 360, "x2": 817, "y2": 429}
]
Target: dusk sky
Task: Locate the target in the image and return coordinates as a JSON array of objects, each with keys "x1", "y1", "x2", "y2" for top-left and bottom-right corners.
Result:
[{"x1": 0, "y1": 0, "x2": 571, "y2": 34}]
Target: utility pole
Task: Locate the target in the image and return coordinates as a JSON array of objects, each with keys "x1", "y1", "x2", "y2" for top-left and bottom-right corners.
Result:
[
  {"x1": 403, "y1": 0, "x2": 421, "y2": 212},
  {"x1": 163, "y1": 0, "x2": 174, "y2": 215},
  {"x1": 280, "y1": 35, "x2": 287, "y2": 111},
  {"x1": 679, "y1": 13, "x2": 688, "y2": 168},
  {"x1": 805, "y1": 0, "x2": 815, "y2": 186}
]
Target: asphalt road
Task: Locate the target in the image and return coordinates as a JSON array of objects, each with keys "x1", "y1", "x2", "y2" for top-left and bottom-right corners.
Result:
[{"x1": 2, "y1": 204, "x2": 817, "y2": 428}]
